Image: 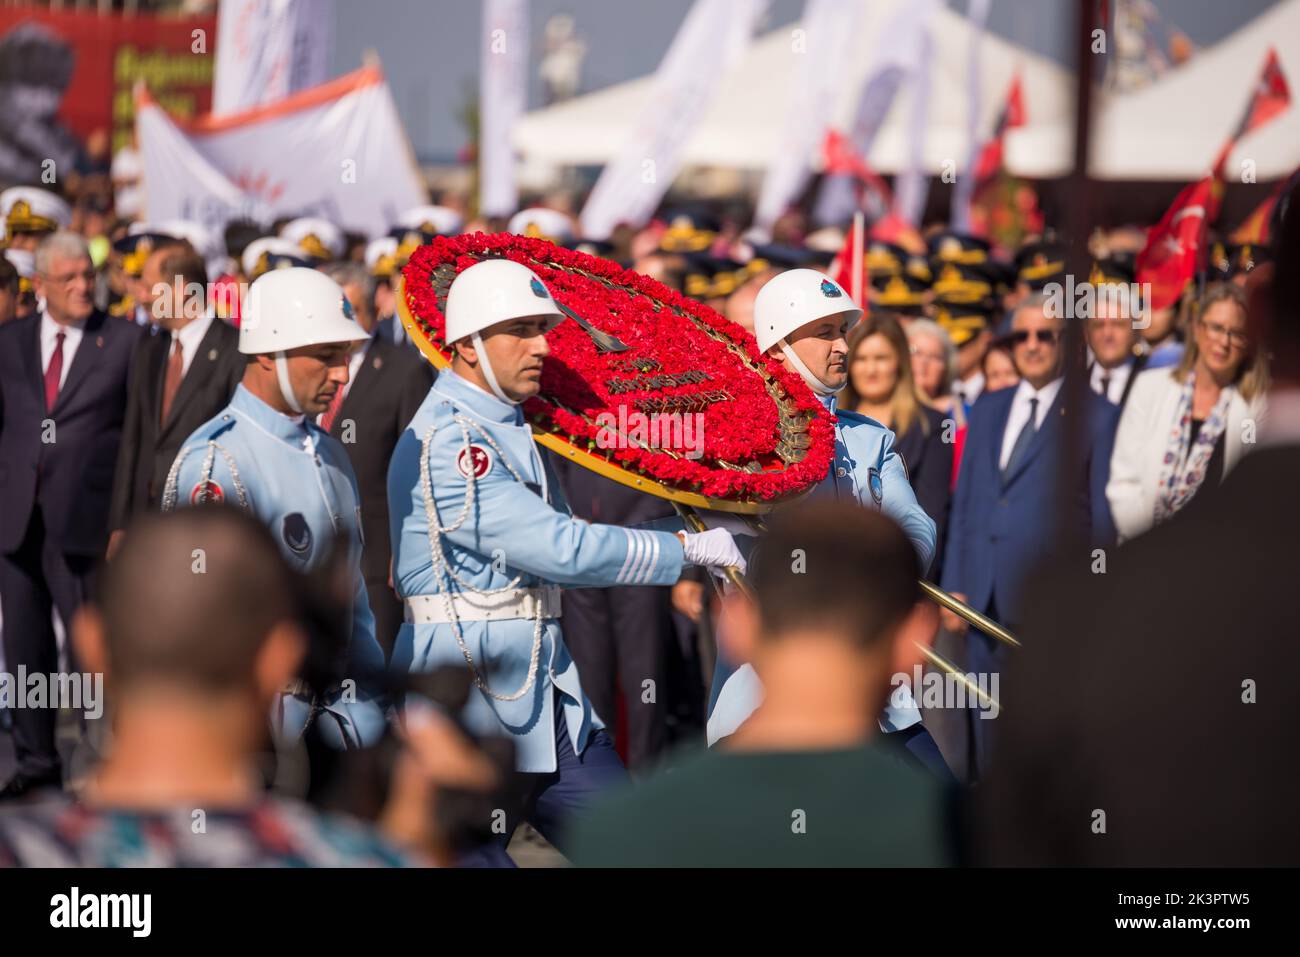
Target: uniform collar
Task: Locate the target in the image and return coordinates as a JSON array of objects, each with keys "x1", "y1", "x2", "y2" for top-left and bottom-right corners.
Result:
[
  {"x1": 230, "y1": 383, "x2": 311, "y2": 445},
  {"x1": 433, "y1": 367, "x2": 523, "y2": 425},
  {"x1": 819, "y1": 393, "x2": 838, "y2": 416}
]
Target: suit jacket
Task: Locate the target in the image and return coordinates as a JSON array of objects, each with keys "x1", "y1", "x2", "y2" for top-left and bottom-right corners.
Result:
[
  {"x1": 109, "y1": 317, "x2": 244, "y2": 530},
  {"x1": 979, "y1": 442, "x2": 1300, "y2": 865},
  {"x1": 940, "y1": 383, "x2": 1118, "y2": 624},
  {"x1": 892, "y1": 405, "x2": 954, "y2": 573},
  {"x1": 0, "y1": 311, "x2": 144, "y2": 555},
  {"x1": 1106, "y1": 365, "x2": 1266, "y2": 543},
  {"x1": 328, "y1": 335, "x2": 434, "y2": 584}
]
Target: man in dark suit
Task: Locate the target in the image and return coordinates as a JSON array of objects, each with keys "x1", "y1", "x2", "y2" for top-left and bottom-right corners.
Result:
[
  {"x1": 0, "y1": 231, "x2": 144, "y2": 797},
  {"x1": 107, "y1": 244, "x2": 243, "y2": 554},
  {"x1": 1085, "y1": 258, "x2": 1148, "y2": 411},
  {"x1": 979, "y1": 211, "x2": 1300, "y2": 865},
  {"x1": 549, "y1": 456, "x2": 683, "y2": 771},
  {"x1": 940, "y1": 293, "x2": 1117, "y2": 781},
  {"x1": 318, "y1": 262, "x2": 433, "y2": 658}
]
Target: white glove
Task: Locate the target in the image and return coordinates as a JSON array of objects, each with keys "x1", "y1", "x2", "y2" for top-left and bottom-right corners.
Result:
[{"x1": 678, "y1": 528, "x2": 747, "y2": 576}]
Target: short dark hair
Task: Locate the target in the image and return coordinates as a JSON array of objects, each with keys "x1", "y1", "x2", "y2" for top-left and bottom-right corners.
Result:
[
  {"x1": 157, "y1": 245, "x2": 209, "y2": 308},
  {"x1": 748, "y1": 502, "x2": 920, "y2": 649},
  {"x1": 98, "y1": 506, "x2": 299, "y2": 692}
]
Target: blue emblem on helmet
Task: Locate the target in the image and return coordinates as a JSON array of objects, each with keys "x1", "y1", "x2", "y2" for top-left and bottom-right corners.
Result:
[
  {"x1": 530, "y1": 277, "x2": 550, "y2": 299},
  {"x1": 820, "y1": 279, "x2": 842, "y2": 298},
  {"x1": 340, "y1": 296, "x2": 355, "y2": 320},
  {"x1": 868, "y1": 467, "x2": 883, "y2": 506}
]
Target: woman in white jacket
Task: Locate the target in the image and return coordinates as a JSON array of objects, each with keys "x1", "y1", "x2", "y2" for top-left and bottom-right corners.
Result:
[{"x1": 1107, "y1": 282, "x2": 1269, "y2": 543}]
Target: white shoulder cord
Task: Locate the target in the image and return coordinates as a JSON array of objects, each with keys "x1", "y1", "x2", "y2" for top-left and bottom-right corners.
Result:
[
  {"x1": 418, "y1": 413, "x2": 544, "y2": 702},
  {"x1": 160, "y1": 441, "x2": 251, "y2": 512}
]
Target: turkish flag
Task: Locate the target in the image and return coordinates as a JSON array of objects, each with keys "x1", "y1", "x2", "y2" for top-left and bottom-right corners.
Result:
[
  {"x1": 822, "y1": 129, "x2": 893, "y2": 215},
  {"x1": 1214, "y1": 48, "x2": 1291, "y2": 175},
  {"x1": 1136, "y1": 175, "x2": 1224, "y2": 312},
  {"x1": 973, "y1": 74, "x2": 1026, "y2": 186}
]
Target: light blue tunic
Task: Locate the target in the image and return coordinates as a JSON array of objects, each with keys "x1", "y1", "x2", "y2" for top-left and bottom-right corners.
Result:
[
  {"x1": 706, "y1": 393, "x2": 938, "y2": 743},
  {"x1": 387, "y1": 369, "x2": 685, "y2": 773},
  {"x1": 165, "y1": 384, "x2": 389, "y2": 749}
]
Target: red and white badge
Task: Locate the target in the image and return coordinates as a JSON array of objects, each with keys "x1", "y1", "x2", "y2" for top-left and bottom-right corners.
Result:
[
  {"x1": 190, "y1": 480, "x2": 225, "y2": 505},
  {"x1": 456, "y1": 444, "x2": 493, "y2": 479}
]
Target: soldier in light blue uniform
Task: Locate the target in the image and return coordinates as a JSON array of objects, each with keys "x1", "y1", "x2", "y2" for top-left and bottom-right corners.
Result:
[
  {"x1": 163, "y1": 268, "x2": 388, "y2": 750},
  {"x1": 705, "y1": 268, "x2": 950, "y2": 778},
  {"x1": 387, "y1": 258, "x2": 744, "y2": 863}
]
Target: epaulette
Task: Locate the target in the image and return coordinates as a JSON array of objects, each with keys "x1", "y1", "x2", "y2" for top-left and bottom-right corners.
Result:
[
  {"x1": 159, "y1": 414, "x2": 249, "y2": 512},
  {"x1": 835, "y1": 408, "x2": 889, "y2": 432}
]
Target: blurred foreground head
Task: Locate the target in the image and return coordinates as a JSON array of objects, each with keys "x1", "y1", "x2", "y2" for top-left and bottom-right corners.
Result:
[
  {"x1": 722, "y1": 502, "x2": 933, "y2": 717},
  {"x1": 76, "y1": 506, "x2": 305, "y2": 710}
]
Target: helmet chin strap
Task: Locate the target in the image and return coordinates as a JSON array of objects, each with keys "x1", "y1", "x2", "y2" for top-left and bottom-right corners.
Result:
[
  {"x1": 779, "y1": 340, "x2": 840, "y2": 396},
  {"x1": 274, "y1": 351, "x2": 304, "y2": 414},
  {"x1": 472, "y1": 331, "x2": 522, "y2": 406}
]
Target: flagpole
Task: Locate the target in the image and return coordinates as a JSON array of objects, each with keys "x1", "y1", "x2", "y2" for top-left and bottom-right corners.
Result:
[{"x1": 851, "y1": 210, "x2": 864, "y2": 307}]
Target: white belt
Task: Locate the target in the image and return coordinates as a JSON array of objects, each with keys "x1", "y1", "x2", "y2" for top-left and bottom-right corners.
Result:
[{"x1": 403, "y1": 586, "x2": 563, "y2": 624}]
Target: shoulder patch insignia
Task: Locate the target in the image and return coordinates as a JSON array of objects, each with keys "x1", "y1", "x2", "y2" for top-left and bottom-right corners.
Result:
[
  {"x1": 282, "y1": 513, "x2": 313, "y2": 555},
  {"x1": 456, "y1": 444, "x2": 493, "y2": 479},
  {"x1": 867, "y1": 467, "x2": 884, "y2": 506},
  {"x1": 190, "y1": 481, "x2": 225, "y2": 505}
]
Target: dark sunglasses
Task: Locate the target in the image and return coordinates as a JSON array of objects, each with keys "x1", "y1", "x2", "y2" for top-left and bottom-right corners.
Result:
[{"x1": 1010, "y1": 329, "x2": 1059, "y2": 345}]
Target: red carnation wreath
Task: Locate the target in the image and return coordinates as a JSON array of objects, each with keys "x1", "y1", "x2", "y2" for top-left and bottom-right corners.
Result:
[{"x1": 398, "y1": 233, "x2": 835, "y2": 513}]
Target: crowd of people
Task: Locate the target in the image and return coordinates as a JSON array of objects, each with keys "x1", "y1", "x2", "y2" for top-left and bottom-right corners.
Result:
[{"x1": 0, "y1": 158, "x2": 1295, "y2": 867}]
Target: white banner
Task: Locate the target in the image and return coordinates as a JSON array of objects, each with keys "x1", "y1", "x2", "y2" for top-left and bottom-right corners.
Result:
[
  {"x1": 480, "y1": 0, "x2": 529, "y2": 218},
  {"x1": 894, "y1": 16, "x2": 936, "y2": 226},
  {"x1": 579, "y1": 0, "x2": 766, "y2": 239},
  {"x1": 213, "y1": 0, "x2": 335, "y2": 115},
  {"x1": 752, "y1": 0, "x2": 863, "y2": 235},
  {"x1": 812, "y1": 0, "x2": 938, "y2": 227},
  {"x1": 949, "y1": 0, "x2": 992, "y2": 231},
  {"x1": 137, "y1": 67, "x2": 426, "y2": 237}
]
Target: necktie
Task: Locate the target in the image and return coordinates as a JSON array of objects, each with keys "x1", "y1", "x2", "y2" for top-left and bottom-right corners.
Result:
[
  {"x1": 44, "y1": 330, "x2": 65, "y2": 412},
  {"x1": 1003, "y1": 396, "x2": 1039, "y2": 480},
  {"x1": 160, "y1": 335, "x2": 184, "y2": 426},
  {"x1": 319, "y1": 383, "x2": 347, "y2": 433},
  {"x1": 1099, "y1": 373, "x2": 1112, "y2": 400}
]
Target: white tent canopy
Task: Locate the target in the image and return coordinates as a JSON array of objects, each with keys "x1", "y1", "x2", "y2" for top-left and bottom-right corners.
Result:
[
  {"x1": 516, "y1": 0, "x2": 1300, "y2": 183},
  {"x1": 514, "y1": 0, "x2": 1071, "y2": 175}
]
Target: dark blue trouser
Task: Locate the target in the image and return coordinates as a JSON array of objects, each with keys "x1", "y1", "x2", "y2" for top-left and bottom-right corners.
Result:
[{"x1": 458, "y1": 699, "x2": 627, "y2": 867}]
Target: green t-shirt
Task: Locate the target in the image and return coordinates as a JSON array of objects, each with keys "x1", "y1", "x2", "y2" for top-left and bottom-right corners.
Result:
[{"x1": 570, "y1": 741, "x2": 955, "y2": 867}]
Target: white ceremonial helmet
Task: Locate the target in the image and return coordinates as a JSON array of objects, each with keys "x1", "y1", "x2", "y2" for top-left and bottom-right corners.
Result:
[
  {"x1": 753, "y1": 268, "x2": 863, "y2": 395},
  {"x1": 444, "y1": 258, "x2": 564, "y2": 404},
  {"x1": 239, "y1": 267, "x2": 370, "y2": 413}
]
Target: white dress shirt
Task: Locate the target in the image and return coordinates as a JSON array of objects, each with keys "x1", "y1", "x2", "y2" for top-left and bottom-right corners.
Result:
[
  {"x1": 316, "y1": 337, "x2": 374, "y2": 430},
  {"x1": 1089, "y1": 357, "x2": 1134, "y2": 405},
  {"x1": 999, "y1": 376, "x2": 1064, "y2": 470},
  {"x1": 954, "y1": 370, "x2": 985, "y2": 408},
  {"x1": 339, "y1": 336, "x2": 372, "y2": 405},
  {"x1": 169, "y1": 314, "x2": 214, "y2": 379},
  {"x1": 40, "y1": 310, "x2": 88, "y2": 391}
]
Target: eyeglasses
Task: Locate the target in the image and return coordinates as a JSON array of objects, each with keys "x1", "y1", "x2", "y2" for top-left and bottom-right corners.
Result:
[
  {"x1": 909, "y1": 345, "x2": 946, "y2": 364},
  {"x1": 1010, "y1": 329, "x2": 1059, "y2": 345},
  {"x1": 1199, "y1": 317, "x2": 1248, "y2": 348}
]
